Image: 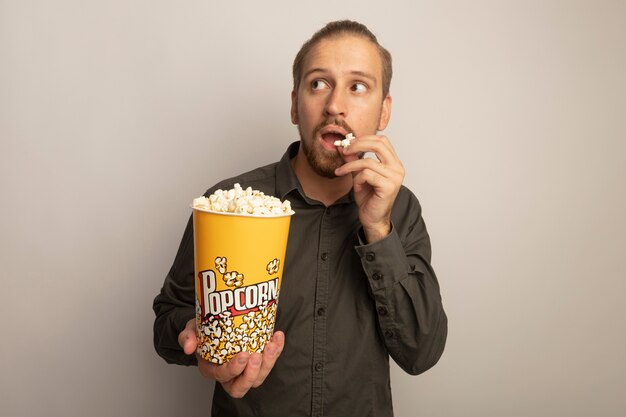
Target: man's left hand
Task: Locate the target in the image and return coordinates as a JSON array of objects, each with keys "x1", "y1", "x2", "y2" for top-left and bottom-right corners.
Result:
[{"x1": 334, "y1": 135, "x2": 405, "y2": 244}]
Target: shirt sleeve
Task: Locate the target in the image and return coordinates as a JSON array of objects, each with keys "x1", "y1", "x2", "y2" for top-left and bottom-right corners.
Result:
[
  {"x1": 355, "y1": 189, "x2": 447, "y2": 375},
  {"x1": 152, "y1": 215, "x2": 198, "y2": 366}
]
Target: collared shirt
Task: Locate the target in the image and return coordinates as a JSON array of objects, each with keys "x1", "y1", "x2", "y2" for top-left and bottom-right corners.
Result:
[{"x1": 153, "y1": 142, "x2": 447, "y2": 417}]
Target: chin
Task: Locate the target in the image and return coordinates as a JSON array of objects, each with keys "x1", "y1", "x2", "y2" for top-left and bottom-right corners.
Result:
[
  {"x1": 314, "y1": 166, "x2": 338, "y2": 179},
  {"x1": 299, "y1": 128, "x2": 344, "y2": 178},
  {"x1": 307, "y1": 145, "x2": 343, "y2": 178}
]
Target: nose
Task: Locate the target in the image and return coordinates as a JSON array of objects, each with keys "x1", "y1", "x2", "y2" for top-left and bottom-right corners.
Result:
[{"x1": 324, "y1": 88, "x2": 346, "y2": 117}]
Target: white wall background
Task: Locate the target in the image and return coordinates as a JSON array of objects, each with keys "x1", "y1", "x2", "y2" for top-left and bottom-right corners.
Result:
[{"x1": 1, "y1": 1, "x2": 625, "y2": 416}]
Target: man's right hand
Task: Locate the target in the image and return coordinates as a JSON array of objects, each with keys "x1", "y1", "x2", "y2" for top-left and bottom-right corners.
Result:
[{"x1": 178, "y1": 318, "x2": 285, "y2": 398}]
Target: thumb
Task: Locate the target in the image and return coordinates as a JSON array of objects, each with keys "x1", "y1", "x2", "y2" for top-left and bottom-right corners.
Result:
[
  {"x1": 339, "y1": 146, "x2": 360, "y2": 163},
  {"x1": 179, "y1": 318, "x2": 198, "y2": 355}
]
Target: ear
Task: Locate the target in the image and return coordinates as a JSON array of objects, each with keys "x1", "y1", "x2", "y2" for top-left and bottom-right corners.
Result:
[
  {"x1": 290, "y1": 90, "x2": 299, "y2": 124},
  {"x1": 377, "y1": 95, "x2": 392, "y2": 131}
]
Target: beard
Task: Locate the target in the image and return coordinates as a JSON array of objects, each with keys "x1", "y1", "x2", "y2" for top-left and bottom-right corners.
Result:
[{"x1": 298, "y1": 118, "x2": 353, "y2": 179}]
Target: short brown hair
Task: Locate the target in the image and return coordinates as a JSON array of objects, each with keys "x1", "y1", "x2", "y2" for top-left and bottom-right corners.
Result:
[{"x1": 292, "y1": 20, "x2": 392, "y2": 99}]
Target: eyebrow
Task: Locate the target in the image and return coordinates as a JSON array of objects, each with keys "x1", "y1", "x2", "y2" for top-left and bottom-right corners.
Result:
[{"x1": 303, "y1": 67, "x2": 377, "y2": 85}]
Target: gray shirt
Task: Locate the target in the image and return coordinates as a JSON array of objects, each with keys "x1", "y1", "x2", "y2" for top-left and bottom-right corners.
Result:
[{"x1": 153, "y1": 141, "x2": 447, "y2": 417}]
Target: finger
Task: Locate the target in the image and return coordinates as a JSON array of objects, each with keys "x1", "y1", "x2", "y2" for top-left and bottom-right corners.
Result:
[
  {"x1": 352, "y1": 169, "x2": 391, "y2": 195},
  {"x1": 343, "y1": 135, "x2": 398, "y2": 165},
  {"x1": 178, "y1": 319, "x2": 198, "y2": 355},
  {"x1": 183, "y1": 336, "x2": 197, "y2": 355},
  {"x1": 335, "y1": 158, "x2": 389, "y2": 178},
  {"x1": 253, "y1": 331, "x2": 285, "y2": 388},
  {"x1": 226, "y1": 353, "x2": 263, "y2": 398},
  {"x1": 211, "y1": 352, "x2": 250, "y2": 383},
  {"x1": 196, "y1": 354, "x2": 218, "y2": 379},
  {"x1": 337, "y1": 145, "x2": 361, "y2": 163},
  {"x1": 338, "y1": 153, "x2": 404, "y2": 182}
]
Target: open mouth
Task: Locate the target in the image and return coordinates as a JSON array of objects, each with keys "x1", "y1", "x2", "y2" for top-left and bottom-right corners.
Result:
[
  {"x1": 322, "y1": 132, "x2": 344, "y2": 144},
  {"x1": 319, "y1": 125, "x2": 349, "y2": 150}
]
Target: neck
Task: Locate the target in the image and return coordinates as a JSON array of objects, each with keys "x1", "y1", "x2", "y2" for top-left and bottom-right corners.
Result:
[{"x1": 291, "y1": 148, "x2": 352, "y2": 207}]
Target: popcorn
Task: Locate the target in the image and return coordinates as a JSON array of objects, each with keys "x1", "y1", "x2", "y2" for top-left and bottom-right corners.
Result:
[
  {"x1": 192, "y1": 196, "x2": 210, "y2": 210},
  {"x1": 192, "y1": 183, "x2": 293, "y2": 216},
  {"x1": 223, "y1": 271, "x2": 244, "y2": 288},
  {"x1": 196, "y1": 255, "x2": 282, "y2": 363},
  {"x1": 334, "y1": 132, "x2": 355, "y2": 148},
  {"x1": 197, "y1": 301, "x2": 279, "y2": 364},
  {"x1": 266, "y1": 258, "x2": 280, "y2": 275},
  {"x1": 215, "y1": 257, "x2": 227, "y2": 274}
]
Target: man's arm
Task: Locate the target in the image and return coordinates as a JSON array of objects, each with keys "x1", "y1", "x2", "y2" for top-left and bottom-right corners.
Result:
[
  {"x1": 335, "y1": 135, "x2": 447, "y2": 375},
  {"x1": 356, "y1": 193, "x2": 447, "y2": 375},
  {"x1": 153, "y1": 216, "x2": 197, "y2": 366}
]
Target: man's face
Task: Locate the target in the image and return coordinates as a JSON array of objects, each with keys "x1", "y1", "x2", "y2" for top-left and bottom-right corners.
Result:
[{"x1": 291, "y1": 35, "x2": 391, "y2": 178}]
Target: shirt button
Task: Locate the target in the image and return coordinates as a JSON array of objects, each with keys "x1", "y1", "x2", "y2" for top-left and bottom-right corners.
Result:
[
  {"x1": 317, "y1": 307, "x2": 325, "y2": 316},
  {"x1": 384, "y1": 330, "x2": 394, "y2": 338},
  {"x1": 377, "y1": 306, "x2": 388, "y2": 316},
  {"x1": 372, "y1": 272, "x2": 382, "y2": 281},
  {"x1": 315, "y1": 362, "x2": 323, "y2": 372},
  {"x1": 321, "y1": 252, "x2": 328, "y2": 261},
  {"x1": 366, "y1": 252, "x2": 375, "y2": 262}
]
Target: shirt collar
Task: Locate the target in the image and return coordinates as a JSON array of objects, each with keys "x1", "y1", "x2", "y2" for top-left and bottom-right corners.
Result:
[{"x1": 275, "y1": 141, "x2": 304, "y2": 201}]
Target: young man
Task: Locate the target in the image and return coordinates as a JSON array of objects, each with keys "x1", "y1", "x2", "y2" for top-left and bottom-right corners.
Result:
[{"x1": 153, "y1": 20, "x2": 447, "y2": 417}]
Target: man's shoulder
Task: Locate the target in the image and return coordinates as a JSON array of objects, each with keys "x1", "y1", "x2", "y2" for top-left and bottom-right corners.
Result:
[{"x1": 204, "y1": 161, "x2": 280, "y2": 197}]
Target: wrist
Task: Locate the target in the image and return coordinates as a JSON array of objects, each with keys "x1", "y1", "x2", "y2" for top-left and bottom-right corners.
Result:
[{"x1": 363, "y1": 222, "x2": 391, "y2": 244}]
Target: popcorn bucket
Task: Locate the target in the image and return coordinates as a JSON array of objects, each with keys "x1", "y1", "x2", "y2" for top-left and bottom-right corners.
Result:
[{"x1": 192, "y1": 208, "x2": 293, "y2": 364}]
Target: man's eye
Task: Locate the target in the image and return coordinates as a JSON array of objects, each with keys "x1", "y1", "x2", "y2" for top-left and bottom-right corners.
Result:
[
  {"x1": 351, "y1": 82, "x2": 367, "y2": 93},
  {"x1": 312, "y1": 80, "x2": 328, "y2": 90}
]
